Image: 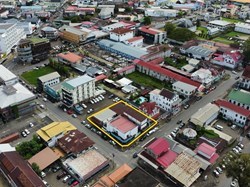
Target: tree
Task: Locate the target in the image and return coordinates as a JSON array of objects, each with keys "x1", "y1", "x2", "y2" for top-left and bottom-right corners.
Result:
[
  {"x1": 243, "y1": 37, "x2": 250, "y2": 64},
  {"x1": 225, "y1": 153, "x2": 250, "y2": 187},
  {"x1": 143, "y1": 16, "x2": 151, "y2": 25},
  {"x1": 196, "y1": 19, "x2": 201, "y2": 27},
  {"x1": 125, "y1": 7, "x2": 132, "y2": 13},
  {"x1": 164, "y1": 22, "x2": 176, "y2": 35},
  {"x1": 168, "y1": 28, "x2": 196, "y2": 42},
  {"x1": 31, "y1": 163, "x2": 41, "y2": 175}
]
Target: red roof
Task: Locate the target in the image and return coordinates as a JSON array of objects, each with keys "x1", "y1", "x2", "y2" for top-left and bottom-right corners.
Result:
[
  {"x1": 117, "y1": 65, "x2": 135, "y2": 74},
  {"x1": 215, "y1": 99, "x2": 250, "y2": 117},
  {"x1": 147, "y1": 138, "x2": 169, "y2": 157},
  {"x1": 136, "y1": 60, "x2": 201, "y2": 87},
  {"x1": 139, "y1": 102, "x2": 158, "y2": 115},
  {"x1": 225, "y1": 51, "x2": 242, "y2": 62},
  {"x1": 57, "y1": 52, "x2": 82, "y2": 63},
  {"x1": 110, "y1": 116, "x2": 137, "y2": 133},
  {"x1": 110, "y1": 27, "x2": 132, "y2": 35},
  {"x1": 242, "y1": 65, "x2": 250, "y2": 79},
  {"x1": 148, "y1": 57, "x2": 164, "y2": 65},
  {"x1": 126, "y1": 36, "x2": 144, "y2": 43},
  {"x1": 196, "y1": 143, "x2": 216, "y2": 158},
  {"x1": 156, "y1": 150, "x2": 177, "y2": 168},
  {"x1": 95, "y1": 74, "x2": 107, "y2": 81},
  {"x1": 139, "y1": 26, "x2": 161, "y2": 35}
]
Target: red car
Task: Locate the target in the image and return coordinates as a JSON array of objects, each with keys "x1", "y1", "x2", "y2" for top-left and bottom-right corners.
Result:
[
  {"x1": 67, "y1": 110, "x2": 73, "y2": 115},
  {"x1": 71, "y1": 181, "x2": 79, "y2": 186}
]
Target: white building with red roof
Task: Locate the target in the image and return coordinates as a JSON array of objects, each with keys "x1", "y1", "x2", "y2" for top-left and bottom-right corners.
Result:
[
  {"x1": 139, "y1": 102, "x2": 160, "y2": 119},
  {"x1": 195, "y1": 143, "x2": 219, "y2": 163},
  {"x1": 211, "y1": 50, "x2": 243, "y2": 69},
  {"x1": 215, "y1": 99, "x2": 250, "y2": 127},
  {"x1": 138, "y1": 26, "x2": 167, "y2": 44},
  {"x1": 240, "y1": 65, "x2": 250, "y2": 90},
  {"x1": 110, "y1": 28, "x2": 134, "y2": 42},
  {"x1": 123, "y1": 36, "x2": 144, "y2": 47}
]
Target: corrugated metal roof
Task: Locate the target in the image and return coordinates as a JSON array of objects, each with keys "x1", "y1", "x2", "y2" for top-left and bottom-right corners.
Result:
[
  {"x1": 227, "y1": 89, "x2": 250, "y2": 105},
  {"x1": 38, "y1": 72, "x2": 60, "y2": 83},
  {"x1": 62, "y1": 75, "x2": 94, "y2": 90}
]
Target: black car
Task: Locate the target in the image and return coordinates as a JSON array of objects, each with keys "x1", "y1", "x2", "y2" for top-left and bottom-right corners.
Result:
[
  {"x1": 52, "y1": 165, "x2": 61, "y2": 173},
  {"x1": 178, "y1": 123, "x2": 185, "y2": 129},
  {"x1": 132, "y1": 152, "x2": 138, "y2": 158},
  {"x1": 196, "y1": 96, "x2": 202, "y2": 101},
  {"x1": 177, "y1": 120, "x2": 182, "y2": 124},
  {"x1": 56, "y1": 171, "x2": 66, "y2": 180}
]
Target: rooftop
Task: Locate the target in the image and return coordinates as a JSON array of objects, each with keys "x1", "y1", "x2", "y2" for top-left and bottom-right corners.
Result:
[
  {"x1": 172, "y1": 81, "x2": 197, "y2": 92},
  {"x1": 36, "y1": 121, "x2": 77, "y2": 142},
  {"x1": 38, "y1": 72, "x2": 60, "y2": 83},
  {"x1": 67, "y1": 149, "x2": 108, "y2": 179},
  {"x1": 94, "y1": 108, "x2": 117, "y2": 123},
  {"x1": 147, "y1": 137, "x2": 169, "y2": 156},
  {"x1": 29, "y1": 37, "x2": 49, "y2": 44},
  {"x1": 0, "y1": 65, "x2": 17, "y2": 83},
  {"x1": 159, "y1": 89, "x2": 175, "y2": 99},
  {"x1": 60, "y1": 25, "x2": 88, "y2": 36},
  {"x1": 41, "y1": 26, "x2": 57, "y2": 32},
  {"x1": 186, "y1": 45, "x2": 214, "y2": 57},
  {"x1": 126, "y1": 36, "x2": 144, "y2": 43},
  {"x1": 0, "y1": 23, "x2": 14, "y2": 30},
  {"x1": 108, "y1": 164, "x2": 133, "y2": 183},
  {"x1": 139, "y1": 26, "x2": 164, "y2": 35},
  {"x1": 28, "y1": 147, "x2": 60, "y2": 170},
  {"x1": 195, "y1": 143, "x2": 216, "y2": 159},
  {"x1": 62, "y1": 75, "x2": 94, "y2": 90},
  {"x1": 209, "y1": 20, "x2": 232, "y2": 26},
  {"x1": 227, "y1": 89, "x2": 250, "y2": 105},
  {"x1": 215, "y1": 99, "x2": 250, "y2": 117},
  {"x1": 242, "y1": 66, "x2": 250, "y2": 79},
  {"x1": 57, "y1": 52, "x2": 82, "y2": 63},
  {"x1": 110, "y1": 27, "x2": 132, "y2": 34},
  {"x1": 57, "y1": 130, "x2": 94, "y2": 154},
  {"x1": 164, "y1": 153, "x2": 201, "y2": 187},
  {"x1": 110, "y1": 116, "x2": 137, "y2": 133}
]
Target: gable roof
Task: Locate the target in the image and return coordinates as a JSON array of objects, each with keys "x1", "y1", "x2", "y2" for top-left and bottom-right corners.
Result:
[
  {"x1": 196, "y1": 143, "x2": 216, "y2": 158},
  {"x1": 0, "y1": 151, "x2": 45, "y2": 187},
  {"x1": 139, "y1": 102, "x2": 158, "y2": 115},
  {"x1": 242, "y1": 65, "x2": 250, "y2": 79},
  {"x1": 159, "y1": 89, "x2": 175, "y2": 99},
  {"x1": 108, "y1": 164, "x2": 133, "y2": 183},
  {"x1": 57, "y1": 52, "x2": 82, "y2": 63},
  {"x1": 147, "y1": 138, "x2": 169, "y2": 156},
  {"x1": 110, "y1": 27, "x2": 132, "y2": 34},
  {"x1": 36, "y1": 121, "x2": 77, "y2": 141},
  {"x1": 215, "y1": 99, "x2": 250, "y2": 117}
]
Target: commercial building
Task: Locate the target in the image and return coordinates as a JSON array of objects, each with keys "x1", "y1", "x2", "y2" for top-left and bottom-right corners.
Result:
[
  {"x1": 64, "y1": 6, "x2": 95, "y2": 16},
  {"x1": 64, "y1": 149, "x2": 109, "y2": 183},
  {"x1": 227, "y1": 89, "x2": 250, "y2": 110},
  {"x1": 57, "y1": 52, "x2": 83, "y2": 66},
  {"x1": 109, "y1": 28, "x2": 134, "y2": 42},
  {"x1": 207, "y1": 20, "x2": 234, "y2": 31},
  {"x1": 190, "y1": 103, "x2": 220, "y2": 127},
  {"x1": 41, "y1": 26, "x2": 59, "y2": 40},
  {"x1": 191, "y1": 68, "x2": 214, "y2": 87},
  {"x1": 182, "y1": 45, "x2": 215, "y2": 60},
  {"x1": 172, "y1": 81, "x2": 197, "y2": 97},
  {"x1": 0, "y1": 23, "x2": 26, "y2": 55},
  {"x1": 37, "y1": 72, "x2": 60, "y2": 92},
  {"x1": 240, "y1": 66, "x2": 250, "y2": 90},
  {"x1": 0, "y1": 66, "x2": 35, "y2": 121},
  {"x1": 17, "y1": 37, "x2": 51, "y2": 64},
  {"x1": 4, "y1": 19, "x2": 33, "y2": 36},
  {"x1": 61, "y1": 75, "x2": 95, "y2": 108},
  {"x1": 138, "y1": 26, "x2": 167, "y2": 44},
  {"x1": 0, "y1": 144, "x2": 46, "y2": 187},
  {"x1": 215, "y1": 99, "x2": 250, "y2": 127},
  {"x1": 235, "y1": 22, "x2": 250, "y2": 34},
  {"x1": 211, "y1": 50, "x2": 243, "y2": 69},
  {"x1": 36, "y1": 121, "x2": 77, "y2": 147},
  {"x1": 149, "y1": 89, "x2": 181, "y2": 114},
  {"x1": 145, "y1": 8, "x2": 177, "y2": 18},
  {"x1": 28, "y1": 147, "x2": 60, "y2": 171},
  {"x1": 123, "y1": 36, "x2": 144, "y2": 47}
]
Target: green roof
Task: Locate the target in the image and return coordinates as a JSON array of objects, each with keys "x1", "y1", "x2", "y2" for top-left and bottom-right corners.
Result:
[
  {"x1": 29, "y1": 37, "x2": 49, "y2": 44},
  {"x1": 227, "y1": 89, "x2": 250, "y2": 105},
  {"x1": 62, "y1": 82, "x2": 74, "y2": 90}
]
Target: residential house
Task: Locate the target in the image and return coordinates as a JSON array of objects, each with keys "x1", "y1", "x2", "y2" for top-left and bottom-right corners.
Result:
[
  {"x1": 61, "y1": 75, "x2": 95, "y2": 108},
  {"x1": 172, "y1": 81, "x2": 197, "y2": 97},
  {"x1": 240, "y1": 65, "x2": 250, "y2": 90},
  {"x1": 191, "y1": 68, "x2": 214, "y2": 87},
  {"x1": 110, "y1": 28, "x2": 134, "y2": 42},
  {"x1": 194, "y1": 143, "x2": 219, "y2": 163},
  {"x1": 0, "y1": 23, "x2": 26, "y2": 55},
  {"x1": 37, "y1": 72, "x2": 60, "y2": 92},
  {"x1": 139, "y1": 102, "x2": 160, "y2": 119},
  {"x1": 138, "y1": 26, "x2": 167, "y2": 44},
  {"x1": 215, "y1": 99, "x2": 250, "y2": 127},
  {"x1": 123, "y1": 36, "x2": 144, "y2": 47},
  {"x1": 149, "y1": 89, "x2": 181, "y2": 114},
  {"x1": 0, "y1": 145, "x2": 46, "y2": 187},
  {"x1": 36, "y1": 121, "x2": 77, "y2": 147},
  {"x1": 57, "y1": 52, "x2": 82, "y2": 66},
  {"x1": 190, "y1": 103, "x2": 220, "y2": 127},
  {"x1": 227, "y1": 89, "x2": 250, "y2": 110},
  {"x1": 207, "y1": 20, "x2": 234, "y2": 31},
  {"x1": 211, "y1": 50, "x2": 243, "y2": 69},
  {"x1": 235, "y1": 22, "x2": 250, "y2": 34}
]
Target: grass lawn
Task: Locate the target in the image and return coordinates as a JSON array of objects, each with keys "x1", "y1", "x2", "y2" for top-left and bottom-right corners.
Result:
[
  {"x1": 221, "y1": 17, "x2": 243, "y2": 23},
  {"x1": 213, "y1": 37, "x2": 234, "y2": 44},
  {"x1": 126, "y1": 71, "x2": 172, "y2": 90},
  {"x1": 197, "y1": 26, "x2": 208, "y2": 33},
  {"x1": 225, "y1": 31, "x2": 249, "y2": 38},
  {"x1": 21, "y1": 66, "x2": 55, "y2": 86}
]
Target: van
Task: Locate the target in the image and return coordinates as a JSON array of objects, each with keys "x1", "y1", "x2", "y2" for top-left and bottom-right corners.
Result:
[{"x1": 215, "y1": 125, "x2": 223, "y2": 131}]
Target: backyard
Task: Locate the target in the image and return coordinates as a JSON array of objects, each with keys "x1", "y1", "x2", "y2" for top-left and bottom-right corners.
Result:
[
  {"x1": 21, "y1": 66, "x2": 56, "y2": 86},
  {"x1": 126, "y1": 71, "x2": 172, "y2": 90},
  {"x1": 221, "y1": 17, "x2": 243, "y2": 23}
]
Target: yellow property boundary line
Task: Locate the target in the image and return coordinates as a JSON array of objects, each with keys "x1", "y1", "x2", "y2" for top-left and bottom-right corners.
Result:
[{"x1": 87, "y1": 100, "x2": 158, "y2": 148}]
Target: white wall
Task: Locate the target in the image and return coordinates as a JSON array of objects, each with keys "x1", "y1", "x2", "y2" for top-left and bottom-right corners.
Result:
[
  {"x1": 110, "y1": 31, "x2": 134, "y2": 42},
  {"x1": 220, "y1": 107, "x2": 247, "y2": 126}
]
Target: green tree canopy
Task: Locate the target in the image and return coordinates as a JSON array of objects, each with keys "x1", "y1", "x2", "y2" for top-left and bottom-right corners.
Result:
[
  {"x1": 144, "y1": 16, "x2": 151, "y2": 25},
  {"x1": 225, "y1": 153, "x2": 250, "y2": 187},
  {"x1": 168, "y1": 27, "x2": 196, "y2": 42},
  {"x1": 31, "y1": 163, "x2": 41, "y2": 175},
  {"x1": 164, "y1": 22, "x2": 176, "y2": 35},
  {"x1": 243, "y1": 37, "x2": 250, "y2": 63}
]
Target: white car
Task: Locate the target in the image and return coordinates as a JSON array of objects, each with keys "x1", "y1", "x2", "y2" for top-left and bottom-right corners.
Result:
[
  {"x1": 232, "y1": 148, "x2": 239, "y2": 154},
  {"x1": 231, "y1": 125, "x2": 237, "y2": 130},
  {"x1": 90, "y1": 100, "x2": 94, "y2": 104},
  {"x1": 24, "y1": 129, "x2": 30, "y2": 135},
  {"x1": 29, "y1": 122, "x2": 34, "y2": 127},
  {"x1": 82, "y1": 103, "x2": 87, "y2": 108},
  {"x1": 100, "y1": 95, "x2": 104, "y2": 99},
  {"x1": 43, "y1": 98, "x2": 47, "y2": 102},
  {"x1": 95, "y1": 98, "x2": 100, "y2": 102},
  {"x1": 40, "y1": 104, "x2": 45, "y2": 109}
]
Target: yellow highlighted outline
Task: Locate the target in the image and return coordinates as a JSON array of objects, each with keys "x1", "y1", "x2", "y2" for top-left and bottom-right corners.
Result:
[{"x1": 87, "y1": 100, "x2": 158, "y2": 148}]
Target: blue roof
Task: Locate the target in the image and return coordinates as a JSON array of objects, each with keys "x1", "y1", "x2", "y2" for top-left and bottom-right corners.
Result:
[{"x1": 98, "y1": 39, "x2": 148, "y2": 59}]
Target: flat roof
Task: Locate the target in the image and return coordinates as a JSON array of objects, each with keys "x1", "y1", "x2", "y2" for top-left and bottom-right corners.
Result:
[
  {"x1": 172, "y1": 81, "x2": 197, "y2": 92},
  {"x1": 62, "y1": 75, "x2": 94, "y2": 90},
  {"x1": 209, "y1": 20, "x2": 232, "y2": 26},
  {"x1": 0, "y1": 65, "x2": 17, "y2": 82},
  {"x1": 94, "y1": 108, "x2": 116, "y2": 122},
  {"x1": 110, "y1": 116, "x2": 137, "y2": 133},
  {"x1": 67, "y1": 149, "x2": 108, "y2": 179},
  {"x1": 0, "y1": 83, "x2": 35, "y2": 109},
  {"x1": 29, "y1": 37, "x2": 49, "y2": 44},
  {"x1": 28, "y1": 147, "x2": 60, "y2": 170},
  {"x1": 38, "y1": 72, "x2": 60, "y2": 83},
  {"x1": 227, "y1": 89, "x2": 250, "y2": 105}
]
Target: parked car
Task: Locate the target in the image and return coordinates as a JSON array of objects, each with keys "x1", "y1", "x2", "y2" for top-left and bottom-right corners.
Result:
[
  {"x1": 21, "y1": 131, "x2": 27, "y2": 137},
  {"x1": 81, "y1": 120, "x2": 86, "y2": 125},
  {"x1": 29, "y1": 122, "x2": 34, "y2": 127},
  {"x1": 216, "y1": 166, "x2": 223, "y2": 174},
  {"x1": 177, "y1": 120, "x2": 182, "y2": 124},
  {"x1": 173, "y1": 127, "x2": 179, "y2": 134},
  {"x1": 91, "y1": 127, "x2": 97, "y2": 133},
  {"x1": 184, "y1": 104, "x2": 190, "y2": 109},
  {"x1": 213, "y1": 170, "x2": 219, "y2": 178},
  {"x1": 63, "y1": 175, "x2": 71, "y2": 183},
  {"x1": 196, "y1": 96, "x2": 202, "y2": 101},
  {"x1": 52, "y1": 165, "x2": 61, "y2": 173},
  {"x1": 109, "y1": 140, "x2": 116, "y2": 146},
  {"x1": 57, "y1": 171, "x2": 66, "y2": 180},
  {"x1": 40, "y1": 104, "x2": 45, "y2": 109},
  {"x1": 68, "y1": 178, "x2": 76, "y2": 185},
  {"x1": 238, "y1": 143, "x2": 244, "y2": 149},
  {"x1": 72, "y1": 114, "x2": 77, "y2": 118},
  {"x1": 231, "y1": 179, "x2": 238, "y2": 187},
  {"x1": 43, "y1": 98, "x2": 47, "y2": 102},
  {"x1": 231, "y1": 125, "x2": 237, "y2": 130},
  {"x1": 232, "y1": 148, "x2": 239, "y2": 154},
  {"x1": 40, "y1": 171, "x2": 46, "y2": 178},
  {"x1": 24, "y1": 129, "x2": 30, "y2": 135},
  {"x1": 132, "y1": 152, "x2": 138, "y2": 158},
  {"x1": 235, "y1": 146, "x2": 242, "y2": 153},
  {"x1": 85, "y1": 124, "x2": 91, "y2": 129},
  {"x1": 108, "y1": 94, "x2": 114, "y2": 99},
  {"x1": 178, "y1": 123, "x2": 185, "y2": 129},
  {"x1": 67, "y1": 110, "x2": 73, "y2": 115},
  {"x1": 71, "y1": 181, "x2": 79, "y2": 187}
]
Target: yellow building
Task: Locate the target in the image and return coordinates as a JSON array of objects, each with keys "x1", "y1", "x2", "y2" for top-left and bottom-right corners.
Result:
[
  {"x1": 36, "y1": 121, "x2": 77, "y2": 147},
  {"x1": 59, "y1": 25, "x2": 88, "y2": 44}
]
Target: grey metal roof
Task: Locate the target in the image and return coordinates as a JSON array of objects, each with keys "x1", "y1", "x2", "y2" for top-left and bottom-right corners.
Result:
[
  {"x1": 41, "y1": 26, "x2": 57, "y2": 32},
  {"x1": 98, "y1": 39, "x2": 148, "y2": 59},
  {"x1": 62, "y1": 75, "x2": 94, "y2": 90},
  {"x1": 186, "y1": 46, "x2": 213, "y2": 57},
  {"x1": 172, "y1": 81, "x2": 197, "y2": 92},
  {"x1": 0, "y1": 23, "x2": 14, "y2": 30},
  {"x1": 38, "y1": 72, "x2": 60, "y2": 83}
]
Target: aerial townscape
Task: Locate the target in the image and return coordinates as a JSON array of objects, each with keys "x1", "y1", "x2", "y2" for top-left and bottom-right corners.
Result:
[{"x1": 0, "y1": 0, "x2": 250, "y2": 186}]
